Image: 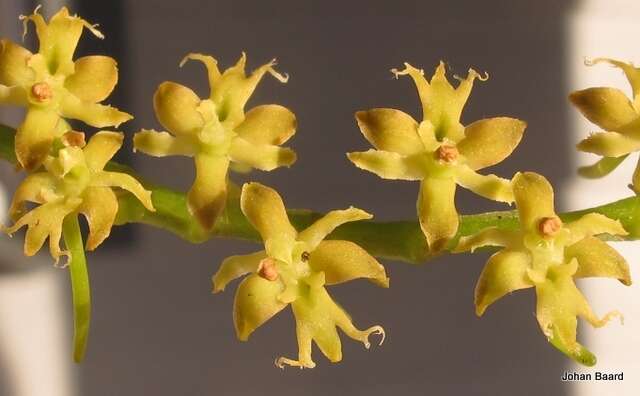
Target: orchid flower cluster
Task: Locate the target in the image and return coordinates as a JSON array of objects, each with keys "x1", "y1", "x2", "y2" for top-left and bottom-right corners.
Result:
[{"x1": 0, "y1": 7, "x2": 635, "y2": 369}]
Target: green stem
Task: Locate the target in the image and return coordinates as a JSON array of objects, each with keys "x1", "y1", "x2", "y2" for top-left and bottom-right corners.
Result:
[
  {"x1": 62, "y1": 214, "x2": 91, "y2": 363},
  {"x1": 3, "y1": 124, "x2": 640, "y2": 265}
]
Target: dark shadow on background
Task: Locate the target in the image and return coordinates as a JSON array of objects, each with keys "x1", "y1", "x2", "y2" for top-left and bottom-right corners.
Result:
[{"x1": 68, "y1": 1, "x2": 578, "y2": 395}]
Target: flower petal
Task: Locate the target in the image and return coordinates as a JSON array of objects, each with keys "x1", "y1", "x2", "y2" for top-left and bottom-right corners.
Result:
[
  {"x1": 153, "y1": 81, "x2": 204, "y2": 136},
  {"x1": 213, "y1": 250, "x2": 266, "y2": 293},
  {"x1": 240, "y1": 182, "x2": 297, "y2": 262},
  {"x1": 566, "y1": 237, "x2": 631, "y2": 286},
  {"x1": 308, "y1": 240, "x2": 388, "y2": 287},
  {"x1": 83, "y1": 131, "x2": 123, "y2": 171},
  {"x1": 512, "y1": 172, "x2": 556, "y2": 232},
  {"x1": 3, "y1": 198, "x2": 79, "y2": 262},
  {"x1": 133, "y1": 129, "x2": 198, "y2": 157},
  {"x1": 392, "y1": 61, "x2": 484, "y2": 142},
  {"x1": 535, "y1": 261, "x2": 620, "y2": 366},
  {"x1": 91, "y1": 171, "x2": 154, "y2": 212},
  {"x1": 455, "y1": 166, "x2": 514, "y2": 203},
  {"x1": 298, "y1": 207, "x2": 372, "y2": 250},
  {"x1": 15, "y1": 107, "x2": 61, "y2": 170},
  {"x1": 457, "y1": 117, "x2": 526, "y2": 170},
  {"x1": 453, "y1": 227, "x2": 520, "y2": 253},
  {"x1": 21, "y1": 7, "x2": 103, "y2": 76},
  {"x1": 0, "y1": 39, "x2": 34, "y2": 86},
  {"x1": 569, "y1": 88, "x2": 638, "y2": 131},
  {"x1": 589, "y1": 58, "x2": 640, "y2": 109},
  {"x1": 354, "y1": 108, "x2": 422, "y2": 155},
  {"x1": 0, "y1": 84, "x2": 28, "y2": 106},
  {"x1": 65, "y1": 55, "x2": 118, "y2": 103},
  {"x1": 475, "y1": 249, "x2": 533, "y2": 316},
  {"x1": 418, "y1": 177, "x2": 458, "y2": 250},
  {"x1": 565, "y1": 212, "x2": 627, "y2": 244},
  {"x1": 578, "y1": 155, "x2": 628, "y2": 179},
  {"x1": 60, "y1": 94, "x2": 132, "y2": 128},
  {"x1": 228, "y1": 136, "x2": 296, "y2": 171},
  {"x1": 234, "y1": 104, "x2": 296, "y2": 145},
  {"x1": 180, "y1": 53, "x2": 221, "y2": 92},
  {"x1": 347, "y1": 150, "x2": 423, "y2": 180},
  {"x1": 576, "y1": 131, "x2": 640, "y2": 157},
  {"x1": 233, "y1": 273, "x2": 287, "y2": 341},
  {"x1": 186, "y1": 154, "x2": 228, "y2": 230},
  {"x1": 9, "y1": 172, "x2": 58, "y2": 220},
  {"x1": 79, "y1": 186, "x2": 118, "y2": 251},
  {"x1": 210, "y1": 54, "x2": 288, "y2": 127}
]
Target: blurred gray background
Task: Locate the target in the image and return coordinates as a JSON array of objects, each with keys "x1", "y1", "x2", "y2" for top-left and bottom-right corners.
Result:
[{"x1": 0, "y1": 0, "x2": 581, "y2": 395}]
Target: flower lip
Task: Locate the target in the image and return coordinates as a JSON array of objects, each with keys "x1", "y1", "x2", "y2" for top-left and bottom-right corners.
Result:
[
  {"x1": 539, "y1": 216, "x2": 562, "y2": 237},
  {"x1": 31, "y1": 82, "x2": 53, "y2": 101}
]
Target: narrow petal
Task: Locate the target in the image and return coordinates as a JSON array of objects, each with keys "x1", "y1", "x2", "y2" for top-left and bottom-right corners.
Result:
[
  {"x1": 418, "y1": 177, "x2": 458, "y2": 250},
  {"x1": 153, "y1": 81, "x2": 204, "y2": 136},
  {"x1": 187, "y1": 154, "x2": 228, "y2": 230},
  {"x1": 133, "y1": 130, "x2": 198, "y2": 157},
  {"x1": 240, "y1": 182, "x2": 297, "y2": 261},
  {"x1": 0, "y1": 39, "x2": 34, "y2": 86},
  {"x1": 65, "y1": 55, "x2": 118, "y2": 102},
  {"x1": 180, "y1": 53, "x2": 222, "y2": 93},
  {"x1": 0, "y1": 84, "x2": 28, "y2": 106},
  {"x1": 79, "y1": 187, "x2": 118, "y2": 251},
  {"x1": 60, "y1": 94, "x2": 132, "y2": 128},
  {"x1": 565, "y1": 213, "x2": 627, "y2": 244},
  {"x1": 453, "y1": 227, "x2": 520, "y2": 253},
  {"x1": 566, "y1": 237, "x2": 631, "y2": 286},
  {"x1": 633, "y1": 156, "x2": 640, "y2": 194},
  {"x1": 308, "y1": 240, "x2": 388, "y2": 287},
  {"x1": 578, "y1": 155, "x2": 628, "y2": 179},
  {"x1": 83, "y1": 131, "x2": 123, "y2": 172},
  {"x1": 512, "y1": 172, "x2": 556, "y2": 232},
  {"x1": 211, "y1": 54, "x2": 288, "y2": 127},
  {"x1": 229, "y1": 136, "x2": 296, "y2": 171},
  {"x1": 354, "y1": 108, "x2": 422, "y2": 155},
  {"x1": 577, "y1": 131, "x2": 640, "y2": 157},
  {"x1": 536, "y1": 261, "x2": 621, "y2": 366},
  {"x1": 569, "y1": 88, "x2": 638, "y2": 131},
  {"x1": 234, "y1": 104, "x2": 296, "y2": 145},
  {"x1": 91, "y1": 171, "x2": 154, "y2": 212},
  {"x1": 347, "y1": 150, "x2": 423, "y2": 180},
  {"x1": 458, "y1": 117, "x2": 526, "y2": 170},
  {"x1": 15, "y1": 107, "x2": 61, "y2": 170},
  {"x1": 233, "y1": 274, "x2": 287, "y2": 341},
  {"x1": 475, "y1": 249, "x2": 533, "y2": 316},
  {"x1": 21, "y1": 7, "x2": 103, "y2": 76},
  {"x1": 213, "y1": 251, "x2": 266, "y2": 293},
  {"x1": 455, "y1": 166, "x2": 514, "y2": 203},
  {"x1": 9, "y1": 172, "x2": 58, "y2": 220},
  {"x1": 298, "y1": 207, "x2": 371, "y2": 250}
]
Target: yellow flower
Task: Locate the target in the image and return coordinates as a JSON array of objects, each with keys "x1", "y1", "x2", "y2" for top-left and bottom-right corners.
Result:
[
  {"x1": 2, "y1": 131, "x2": 155, "y2": 263},
  {"x1": 455, "y1": 172, "x2": 630, "y2": 366},
  {"x1": 0, "y1": 6, "x2": 131, "y2": 170},
  {"x1": 348, "y1": 62, "x2": 526, "y2": 250},
  {"x1": 134, "y1": 53, "x2": 296, "y2": 230},
  {"x1": 570, "y1": 58, "x2": 640, "y2": 189},
  {"x1": 213, "y1": 183, "x2": 388, "y2": 368}
]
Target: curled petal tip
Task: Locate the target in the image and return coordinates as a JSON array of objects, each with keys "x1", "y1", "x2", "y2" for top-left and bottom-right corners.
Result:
[
  {"x1": 362, "y1": 325, "x2": 386, "y2": 349},
  {"x1": 275, "y1": 356, "x2": 315, "y2": 370},
  {"x1": 390, "y1": 62, "x2": 423, "y2": 79}
]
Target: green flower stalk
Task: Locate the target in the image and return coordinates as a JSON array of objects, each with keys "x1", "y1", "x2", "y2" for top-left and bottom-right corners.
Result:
[
  {"x1": 570, "y1": 58, "x2": 640, "y2": 189},
  {"x1": 134, "y1": 53, "x2": 297, "y2": 230},
  {"x1": 2, "y1": 131, "x2": 155, "y2": 264},
  {"x1": 455, "y1": 172, "x2": 631, "y2": 366},
  {"x1": 213, "y1": 183, "x2": 388, "y2": 369},
  {"x1": 348, "y1": 62, "x2": 526, "y2": 250},
  {"x1": 0, "y1": 6, "x2": 131, "y2": 170}
]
